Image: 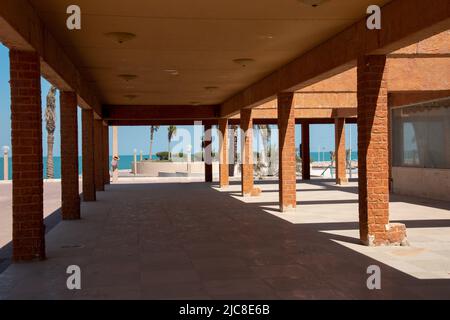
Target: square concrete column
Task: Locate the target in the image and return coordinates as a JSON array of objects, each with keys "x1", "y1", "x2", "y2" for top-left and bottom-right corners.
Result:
[
  {"x1": 218, "y1": 119, "x2": 229, "y2": 188},
  {"x1": 301, "y1": 123, "x2": 311, "y2": 180},
  {"x1": 82, "y1": 109, "x2": 96, "y2": 201},
  {"x1": 204, "y1": 124, "x2": 213, "y2": 182},
  {"x1": 357, "y1": 55, "x2": 407, "y2": 246},
  {"x1": 94, "y1": 119, "x2": 104, "y2": 192},
  {"x1": 240, "y1": 109, "x2": 259, "y2": 196},
  {"x1": 335, "y1": 118, "x2": 348, "y2": 185},
  {"x1": 9, "y1": 50, "x2": 45, "y2": 261},
  {"x1": 103, "y1": 124, "x2": 110, "y2": 185},
  {"x1": 278, "y1": 92, "x2": 297, "y2": 212},
  {"x1": 60, "y1": 91, "x2": 80, "y2": 220}
]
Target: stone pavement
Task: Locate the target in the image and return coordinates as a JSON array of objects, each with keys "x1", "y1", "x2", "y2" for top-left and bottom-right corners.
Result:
[{"x1": 0, "y1": 177, "x2": 449, "y2": 299}]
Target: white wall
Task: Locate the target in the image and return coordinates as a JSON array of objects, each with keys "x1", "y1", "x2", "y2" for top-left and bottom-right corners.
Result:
[{"x1": 392, "y1": 167, "x2": 450, "y2": 201}]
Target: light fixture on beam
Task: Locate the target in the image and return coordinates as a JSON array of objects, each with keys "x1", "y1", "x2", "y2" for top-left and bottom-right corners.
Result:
[
  {"x1": 105, "y1": 32, "x2": 136, "y2": 44},
  {"x1": 204, "y1": 86, "x2": 219, "y2": 92}
]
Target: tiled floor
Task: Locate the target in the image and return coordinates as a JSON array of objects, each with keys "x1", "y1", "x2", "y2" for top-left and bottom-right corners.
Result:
[{"x1": 0, "y1": 177, "x2": 449, "y2": 299}]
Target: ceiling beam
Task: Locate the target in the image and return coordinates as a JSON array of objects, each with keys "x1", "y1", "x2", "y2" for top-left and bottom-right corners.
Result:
[
  {"x1": 0, "y1": 0, "x2": 102, "y2": 115},
  {"x1": 103, "y1": 105, "x2": 220, "y2": 121},
  {"x1": 108, "y1": 117, "x2": 358, "y2": 127},
  {"x1": 220, "y1": 0, "x2": 450, "y2": 118}
]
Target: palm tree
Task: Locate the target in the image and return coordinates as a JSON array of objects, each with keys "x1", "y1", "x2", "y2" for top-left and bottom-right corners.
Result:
[
  {"x1": 167, "y1": 125, "x2": 177, "y2": 160},
  {"x1": 149, "y1": 125, "x2": 160, "y2": 160},
  {"x1": 229, "y1": 125, "x2": 238, "y2": 176},
  {"x1": 45, "y1": 86, "x2": 57, "y2": 179},
  {"x1": 257, "y1": 124, "x2": 272, "y2": 175}
]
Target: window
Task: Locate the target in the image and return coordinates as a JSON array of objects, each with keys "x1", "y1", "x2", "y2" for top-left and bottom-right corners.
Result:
[{"x1": 392, "y1": 100, "x2": 450, "y2": 169}]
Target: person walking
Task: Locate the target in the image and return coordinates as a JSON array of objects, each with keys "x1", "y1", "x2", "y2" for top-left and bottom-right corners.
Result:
[{"x1": 111, "y1": 155, "x2": 120, "y2": 182}]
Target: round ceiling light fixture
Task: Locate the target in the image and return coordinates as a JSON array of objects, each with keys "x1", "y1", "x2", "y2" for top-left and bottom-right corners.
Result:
[
  {"x1": 104, "y1": 32, "x2": 137, "y2": 44},
  {"x1": 298, "y1": 0, "x2": 329, "y2": 7},
  {"x1": 204, "y1": 86, "x2": 219, "y2": 92},
  {"x1": 164, "y1": 69, "x2": 179, "y2": 76},
  {"x1": 233, "y1": 58, "x2": 255, "y2": 67},
  {"x1": 118, "y1": 74, "x2": 138, "y2": 81},
  {"x1": 190, "y1": 101, "x2": 201, "y2": 106},
  {"x1": 257, "y1": 34, "x2": 274, "y2": 40}
]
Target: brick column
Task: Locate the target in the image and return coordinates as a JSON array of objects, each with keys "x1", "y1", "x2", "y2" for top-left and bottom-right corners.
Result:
[
  {"x1": 103, "y1": 124, "x2": 110, "y2": 185},
  {"x1": 240, "y1": 109, "x2": 260, "y2": 196},
  {"x1": 10, "y1": 50, "x2": 45, "y2": 261},
  {"x1": 335, "y1": 118, "x2": 348, "y2": 185},
  {"x1": 94, "y1": 119, "x2": 104, "y2": 191},
  {"x1": 278, "y1": 93, "x2": 297, "y2": 212},
  {"x1": 301, "y1": 123, "x2": 310, "y2": 180},
  {"x1": 218, "y1": 119, "x2": 229, "y2": 188},
  {"x1": 82, "y1": 109, "x2": 96, "y2": 201},
  {"x1": 60, "y1": 91, "x2": 80, "y2": 219},
  {"x1": 357, "y1": 55, "x2": 407, "y2": 246},
  {"x1": 204, "y1": 124, "x2": 213, "y2": 182}
]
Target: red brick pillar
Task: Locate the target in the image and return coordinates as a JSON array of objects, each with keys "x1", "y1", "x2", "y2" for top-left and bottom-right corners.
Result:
[
  {"x1": 82, "y1": 109, "x2": 96, "y2": 201},
  {"x1": 278, "y1": 93, "x2": 297, "y2": 212},
  {"x1": 94, "y1": 119, "x2": 104, "y2": 191},
  {"x1": 335, "y1": 118, "x2": 348, "y2": 185},
  {"x1": 240, "y1": 109, "x2": 260, "y2": 196},
  {"x1": 9, "y1": 50, "x2": 45, "y2": 261},
  {"x1": 204, "y1": 124, "x2": 213, "y2": 182},
  {"x1": 357, "y1": 55, "x2": 407, "y2": 246},
  {"x1": 103, "y1": 124, "x2": 110, "y2": 185},
  {"x1": 60, "y1": 91, "x2": 80, "y2": 219},
  {"x1": 218, "y1": 119, "x2": 229, "y2": 188},
  {"x1": 301, "y1": 123, "x2": 310, "y2": 180}
]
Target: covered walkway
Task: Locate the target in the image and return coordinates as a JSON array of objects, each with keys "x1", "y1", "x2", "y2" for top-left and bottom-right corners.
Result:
[{"x1": 1, "y1": 178, "x2": 449, "y2": 299}]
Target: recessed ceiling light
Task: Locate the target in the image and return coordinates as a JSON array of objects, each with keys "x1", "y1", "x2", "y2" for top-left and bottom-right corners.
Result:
[
  {"x1": 118, "y1": 74, "x2": 138, "y2": 81},
  {"x1": 104, "y1": 32, "x2": 136, "y2": 44},
  {"x1": 124, "y1": 94, "x2": 137, "y2": 100},
  {"x1": 257, "y1": 34, "x2": 274, "y2": 40},
  {"x1": 298, "y1": 0, "x2": 329, "y2": 7},
  {"x1": 233, "y1": 58, "x2": 255, "y2": 67},
  {"x1": 204, "y1": 86, "x2": 219, "y2": 91},
  {"x1": 164, "y1": 69, "x2": 179, "y2": 76}
]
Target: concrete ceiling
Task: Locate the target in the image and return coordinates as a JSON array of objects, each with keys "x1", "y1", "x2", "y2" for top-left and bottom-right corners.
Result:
[{"x1": 29, "y1": 0, "x2": 391, "y2": 106}]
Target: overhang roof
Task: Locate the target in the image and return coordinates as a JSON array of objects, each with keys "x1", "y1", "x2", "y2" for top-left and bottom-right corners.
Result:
[{"x1": 28, "y1": 0, "x2": 391, "y2": 106}]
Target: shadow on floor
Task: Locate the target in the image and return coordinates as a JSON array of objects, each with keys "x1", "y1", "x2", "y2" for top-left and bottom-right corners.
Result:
[{"x1": 1, "y1": 180, "x2": 450, "y2": 299}]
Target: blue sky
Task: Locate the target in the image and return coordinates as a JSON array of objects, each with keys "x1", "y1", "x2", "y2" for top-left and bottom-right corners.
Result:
[{"x1": 0, "y1": 43, "x2": 357, "y2": 157}]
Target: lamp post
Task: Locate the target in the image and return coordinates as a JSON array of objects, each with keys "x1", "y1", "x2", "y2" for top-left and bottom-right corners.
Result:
[
  {"x1": 3, "y1": 146, "x2": 9, "y2": 181},
  {"x1": 133, "y1": 148, "x2": 137, "y2": 176},
  {"x1": 186, "y1": 144, "x2": 192, "y2": 175}
]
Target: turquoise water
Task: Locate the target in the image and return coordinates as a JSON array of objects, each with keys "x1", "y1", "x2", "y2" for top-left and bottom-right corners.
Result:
[
  {"x1": 0, "y1": 155, "x2": 140, "y2": 180},
  {"x1": 0, "y1": 151, "x2": 358, "y2": 180}
]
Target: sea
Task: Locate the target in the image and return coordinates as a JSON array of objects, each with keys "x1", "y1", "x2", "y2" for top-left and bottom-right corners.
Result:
[{"x1": 0, "y1": 151, "x2": 358, "y2": 180}]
